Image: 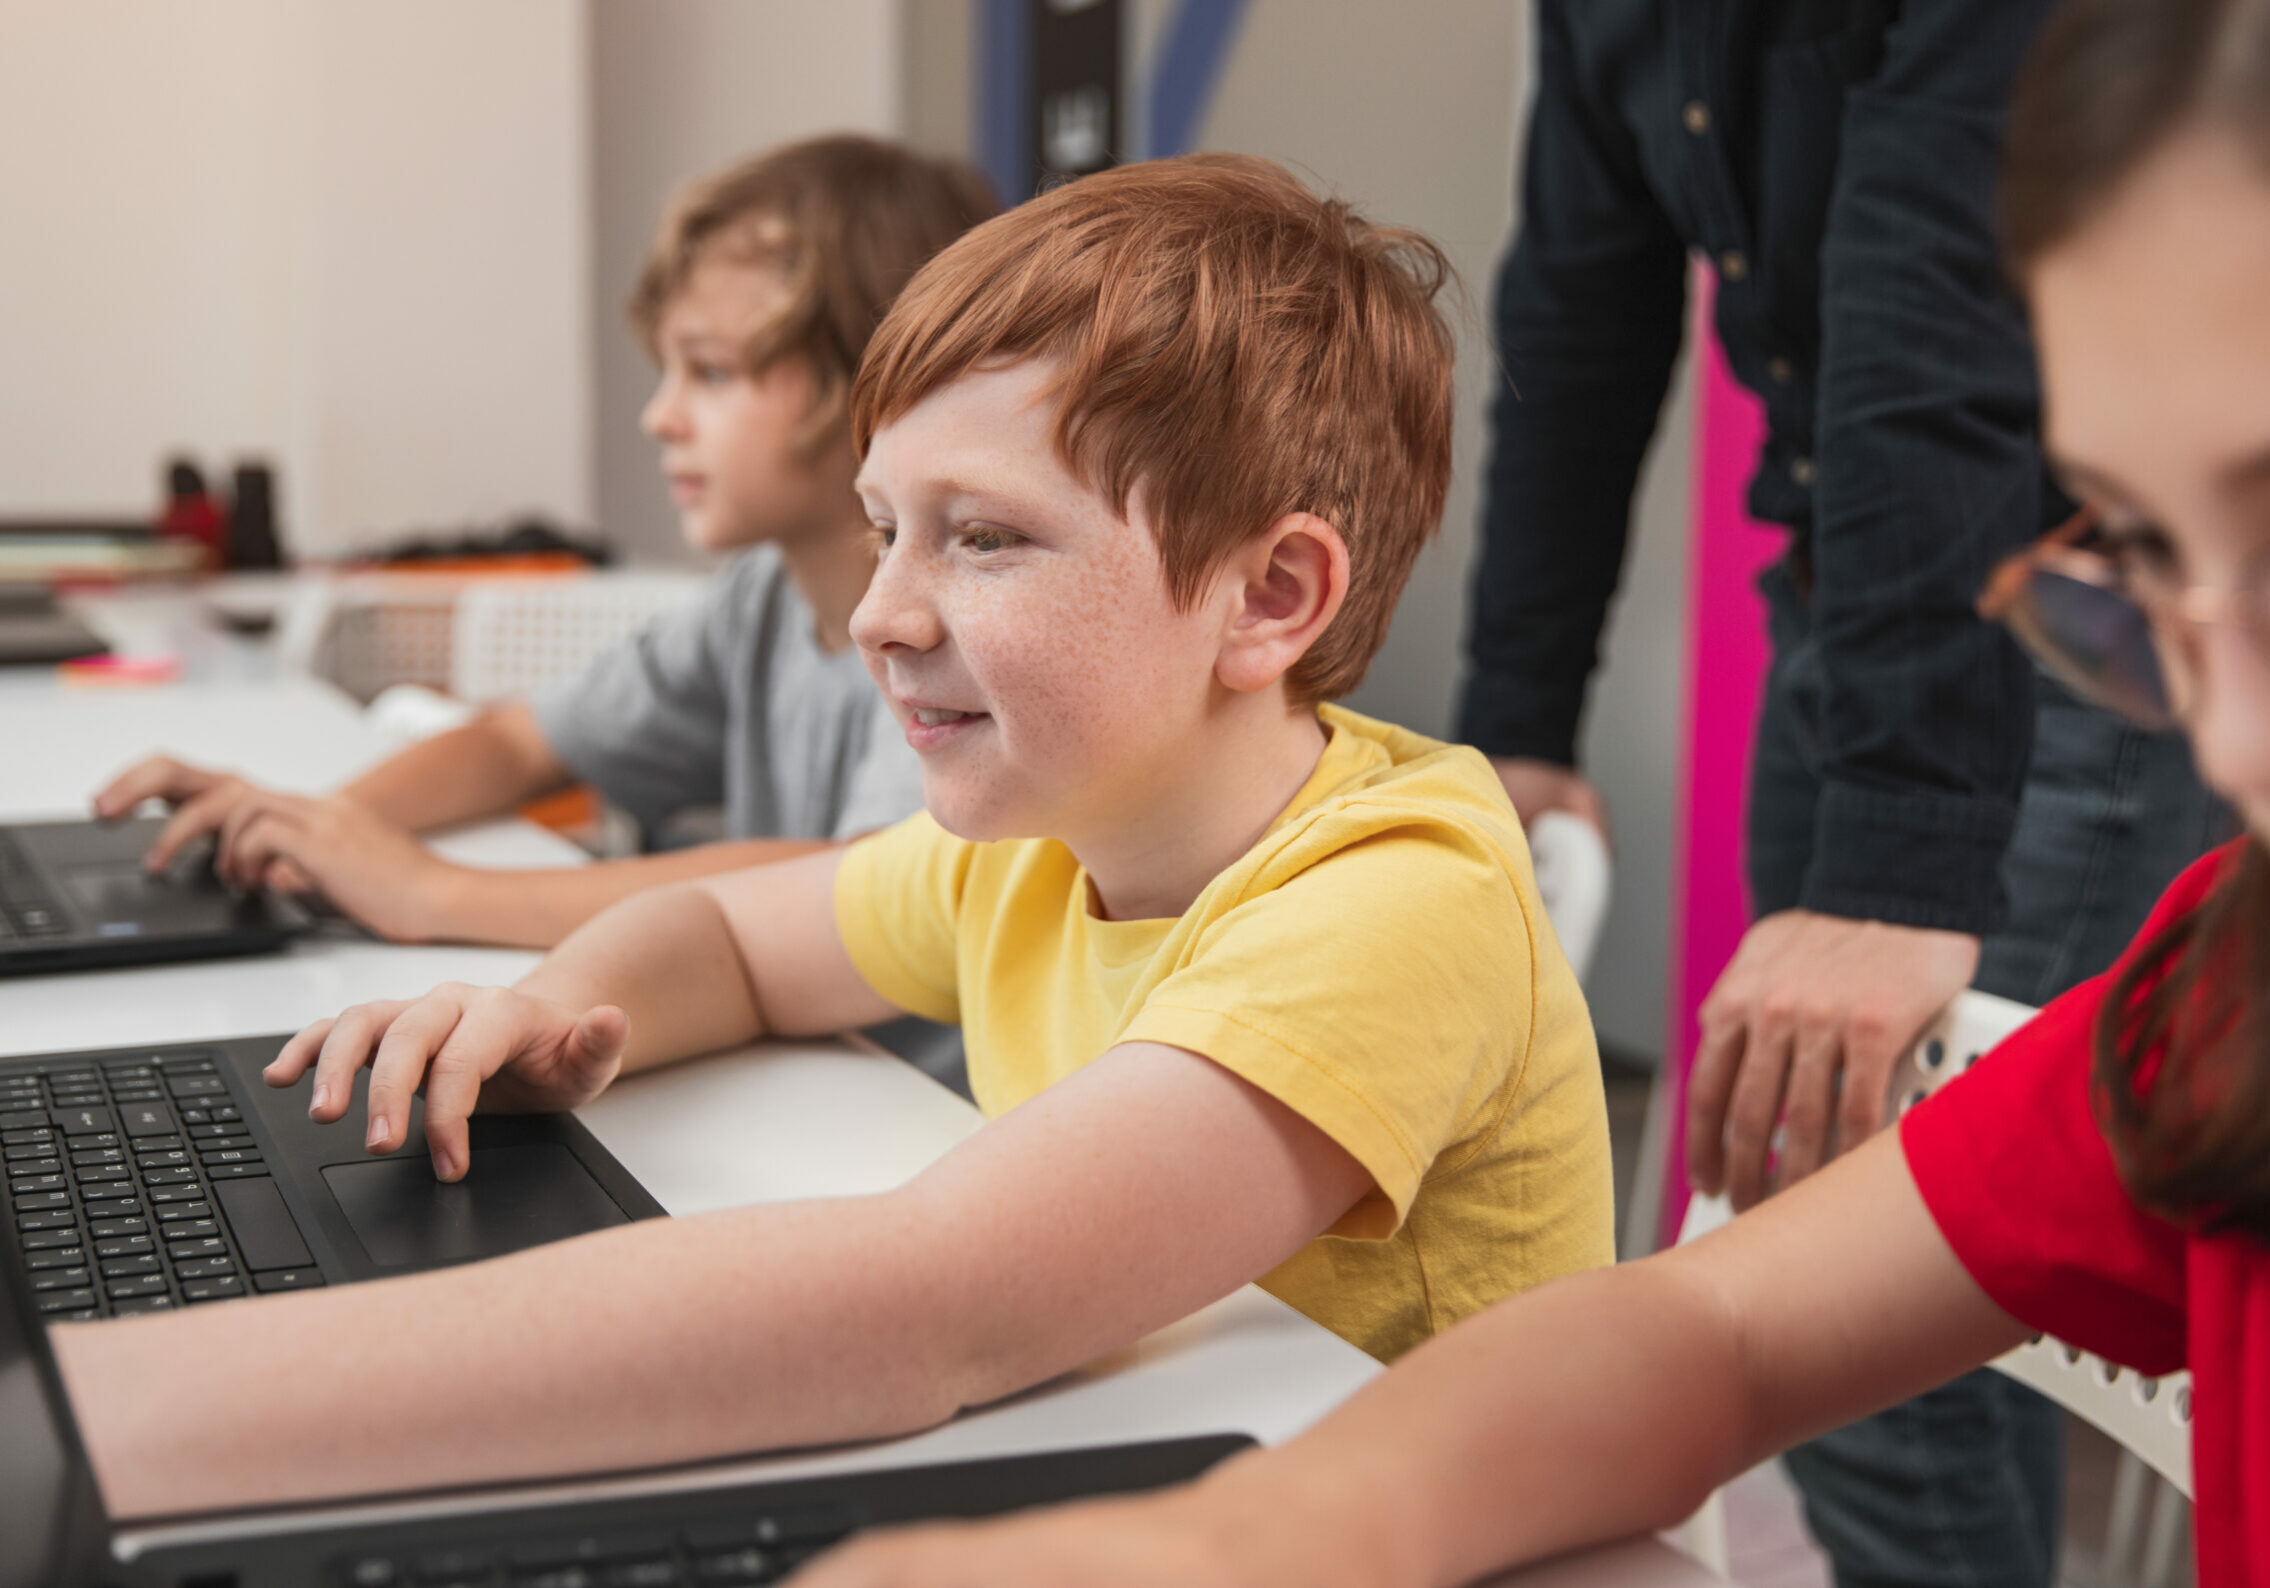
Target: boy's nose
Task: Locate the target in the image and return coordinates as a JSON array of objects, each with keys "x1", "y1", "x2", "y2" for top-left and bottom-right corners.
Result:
[
  {"x1": 850, "y1": 547, "x2": 944, "y2": 657},
  {"x1": 640, "y1": 378, "x2": 687, "y2": 441}
]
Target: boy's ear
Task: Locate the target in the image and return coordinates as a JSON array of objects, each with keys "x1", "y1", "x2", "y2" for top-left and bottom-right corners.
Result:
[{"x1": 1214, "y1": 512, "x2": 1351, "y2": 695}]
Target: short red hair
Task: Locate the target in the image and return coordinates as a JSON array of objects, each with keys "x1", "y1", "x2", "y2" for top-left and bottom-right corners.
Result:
[{"x1": 851, "y1": 154, "x2": 1454, "y2": 702}]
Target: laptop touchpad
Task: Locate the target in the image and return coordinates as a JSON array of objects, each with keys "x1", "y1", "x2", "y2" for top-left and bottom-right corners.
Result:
[{"x1": 321, "y1": 1144, "x2": 631, "y2": 1270}]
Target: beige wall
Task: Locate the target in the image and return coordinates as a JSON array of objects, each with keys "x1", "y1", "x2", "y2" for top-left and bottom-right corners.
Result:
[
  {"x1": 589, "y1": 0, "x2": 900, "y2": 567},
  {"x1": 0, "y1": 0, "x2": 592, "y2": 557}
]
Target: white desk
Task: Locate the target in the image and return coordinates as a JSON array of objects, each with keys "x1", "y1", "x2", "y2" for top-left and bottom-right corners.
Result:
[{"x1": 4, "y1": 658, "x2": 1713, "y2": 1587}]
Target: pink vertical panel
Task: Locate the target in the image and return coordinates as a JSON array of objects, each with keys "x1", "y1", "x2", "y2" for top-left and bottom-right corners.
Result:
[{"x1": 1659, "y1": 270, "x2": 1783, "y2": 1244}]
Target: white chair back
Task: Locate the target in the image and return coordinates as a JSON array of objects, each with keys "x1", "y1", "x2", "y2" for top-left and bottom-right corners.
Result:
[
  {"x1": 1527, "y1": 810, "x2": 1611, "y2": 984},
  {"x1": 449, "y1": 572, "x2": 704, "y2": 705}
]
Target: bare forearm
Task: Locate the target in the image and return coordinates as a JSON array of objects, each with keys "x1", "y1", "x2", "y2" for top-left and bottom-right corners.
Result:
[
  {"x1": 339, "y1": 704, "x2": 568, "y2": 831},
  {"x1": 57, "y1": 1196, "x2": 969, "y2": 1518},
  {"x1": 431, "y1": 838, "x2": 839, "y2": 949},
  {"x1": 515, "y1": 882, "x2": 767, "y2": 1069},
  {"x1": 1187, "y1": 1140, "x2": 2026, "y2": 1588},
  {"x1": 1180, "y1": 1260, "x2": 1746, "y2": 1588}
]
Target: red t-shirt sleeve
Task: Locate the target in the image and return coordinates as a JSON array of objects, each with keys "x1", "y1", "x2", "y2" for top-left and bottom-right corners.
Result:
[{"x1": 1899, "y1": 844, "x2": 2241, "y2": 1376}]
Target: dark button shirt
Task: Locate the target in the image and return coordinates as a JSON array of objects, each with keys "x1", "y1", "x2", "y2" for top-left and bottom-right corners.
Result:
[{"x1": 1458, "y1": 0, "x2": 2067, "y2": 935}]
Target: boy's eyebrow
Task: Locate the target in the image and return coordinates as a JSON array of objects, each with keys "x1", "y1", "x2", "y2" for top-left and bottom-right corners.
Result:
[
  {"x1": 851, "y1": 469, "x2": 1050, "y2": 517},
  {"x1": 2220, "y1": 439, "x2": 2270, "y2": 496}
]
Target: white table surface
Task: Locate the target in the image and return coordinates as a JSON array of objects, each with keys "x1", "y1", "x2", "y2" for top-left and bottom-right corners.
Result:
[{"x1": 4, "y1": 617, "x2": 1711, "y2": 1586}]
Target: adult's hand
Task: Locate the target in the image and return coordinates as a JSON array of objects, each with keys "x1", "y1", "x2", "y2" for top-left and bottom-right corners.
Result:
[
  {"x1": 1489, "y1": 756, "x2": 1611, "y2": 845},
  {"x1": 1686, "y1": 910, "x2": 1979, "y2": 1211}
]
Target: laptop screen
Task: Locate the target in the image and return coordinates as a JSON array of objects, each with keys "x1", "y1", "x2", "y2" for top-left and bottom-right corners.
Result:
[{"x1": 0, "y1": 1258, "x2": 108, "y2": 1588}]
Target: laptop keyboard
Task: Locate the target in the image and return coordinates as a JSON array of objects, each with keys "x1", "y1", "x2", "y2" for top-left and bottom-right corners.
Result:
[
  {"x1": 0, "y1": 831, "x2": 71, "y2": 942},
  {"x1": 333, "y1": 1507, "x2": 858, "y2": 1587},
  {"x1": 2, "y1": 1047, "x2": 324, "y2": 1320}
]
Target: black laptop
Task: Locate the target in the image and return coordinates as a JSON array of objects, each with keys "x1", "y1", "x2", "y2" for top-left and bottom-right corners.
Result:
[
  {"x1": 1, "y1": 1038, "x2": 1249, "y2": 1587},
  {"x1": 0, "y1": 818, "x2": 309, "y2": 976},
  {"x1": 4, "y1": 1032, "x2": 667, "y2": 1321}
]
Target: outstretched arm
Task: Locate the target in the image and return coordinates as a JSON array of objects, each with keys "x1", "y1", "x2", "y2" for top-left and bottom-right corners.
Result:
[
  {"x1": 792, "y1": 1131, "x2": 2027, "y2": 1588},
  {"x1": 54, "y1": 1041, "x2": 1368, "y2": 1518}
]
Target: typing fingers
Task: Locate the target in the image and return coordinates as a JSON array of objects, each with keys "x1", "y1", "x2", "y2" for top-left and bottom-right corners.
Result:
[
  {"x1": 264, "y1": 1018, "x2": 338, "y2": 1089},
  {"x1": 363, "y1": 987, "x2": 476, "y2": 1155},
  {"x1": 304, "y1": 999, "x2": 419, "y2": 1124},
  {"x1": 215, "y1": 792, "x2": 315, "y2": 890},
  {"x1": 417, "y1": 989, "x2": 536, "y2": 1181},
  {"x1": 91, "y1": 755, "x2": 210, "y2": 822},
  {"x1": 143, "y1": 779, "x2": 250, "y2": 872},
  {"x1": 222, "y1": 804, "x2": 325, "y2": 894}
]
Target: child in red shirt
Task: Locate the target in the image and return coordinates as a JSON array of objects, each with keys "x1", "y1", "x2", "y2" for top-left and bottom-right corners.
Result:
[{"x1": 788, "y1": 0, "x2": 2270, "y2": 1583}]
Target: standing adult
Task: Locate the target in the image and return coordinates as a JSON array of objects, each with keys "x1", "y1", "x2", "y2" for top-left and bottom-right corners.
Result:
[{"x1": 1460, "y1": 2, "x2": 2228, "y2": 1582}]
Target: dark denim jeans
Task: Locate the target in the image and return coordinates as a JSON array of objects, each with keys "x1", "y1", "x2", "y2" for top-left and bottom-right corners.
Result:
[{"x1": 1746, "y1": 561, "x2": 2230, "y2": 1587}]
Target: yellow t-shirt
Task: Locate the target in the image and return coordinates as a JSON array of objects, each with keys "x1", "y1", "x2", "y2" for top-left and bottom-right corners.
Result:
[{"x1": 834, "y1": 704, "x2": 1614, "y2": 1361}]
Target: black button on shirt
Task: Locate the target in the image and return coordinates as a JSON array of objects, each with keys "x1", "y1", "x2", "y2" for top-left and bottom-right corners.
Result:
[{"x1": 1458, "y1": 0, "x2": 2069, "y2": 935}]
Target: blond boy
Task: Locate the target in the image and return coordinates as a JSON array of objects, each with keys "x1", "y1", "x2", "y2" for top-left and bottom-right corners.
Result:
[
  {"x1": 55, "y1": 155, "x2": 1614, "y2": 1517},
  {"x1": 93, "y1": 138, "x2": 996, "y2": 951}
]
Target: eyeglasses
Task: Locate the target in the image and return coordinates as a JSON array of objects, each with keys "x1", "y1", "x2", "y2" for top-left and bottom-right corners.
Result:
[{"x1": 1979, "y1": 507, "x2": 2270, "y2": 731}]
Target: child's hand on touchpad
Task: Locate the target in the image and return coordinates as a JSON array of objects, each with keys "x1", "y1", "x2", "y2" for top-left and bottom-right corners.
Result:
[{"x1": 262, "y1": 989, "x2": 629, "y2": 1182}]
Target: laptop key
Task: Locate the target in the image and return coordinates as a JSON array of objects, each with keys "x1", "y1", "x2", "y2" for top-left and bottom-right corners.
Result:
[
  {"x1": 181, "y1": 1274, "x2": 244, "y2": 1302},
  {"x1": 7, "y1": 1154, "x2": 60, "y2": 1174},
  {"x1": 93, "y1": 1236, "x2": 153, "y2": 1258},
  {"x1": 167, "y1": 1236, "x2": 229, "y2": 1261},
  {"x1": 175, "y1": 1256, "x2": 237, "y2": 1280},
  {"x1": 120, "y1": 1102, "x2": 176, "y2": 1136},
  {"x1": 0, "y1": 1110, "x2": 48, "y2": 1133},
  {"x1": 149, "y1": 1182, "x2": 210, "y2": 1203},
  {"x1": 1, "y1": 1126, "x2": 56, "y2": 1147},
  {"x1": 199, "y1": 1147, "x2": 262, "y2": 1166},
  {"x1": 17, "y1": 1209, "x2": 76, "y2": 1231},
  {"x1": 100, "y1": 1254, "x2": 160, "y2": 1278},
  {"x1": 207, "y1": 1161, "x2": 270, "y2": 1179},
  {"x1": 106, "y1": 1273, "x2": 169, "y2": 1300},
  {"x1": 84, "y1": 1199, "x2": 143, "y2": 1220},
  {"x1": 12, "y1": 1190, "x2": 68, "y2": 1212},
  {"x1": 30, "y1": 1266, "x2": 90, "y2": 1291},
  {"x1": 688, "y1": 1548, "x2": 775, "y2": 1584},
  {"x1": 513, "y1": 1568, "x2": 597, "y2": 1588},
  {"x1": 91, "y1": 1216, "x2": 151, "y2": 1239},
  {"x1": 187, "y1": 1123, "x2": 249, "y2": 1141},
  {"x1": 24, "y1": 1233, "x2": 84, "y2": 1257},
  {"x1": 8, "y1": 1172, "x2": 65, "y2": 1194},
  {"x1": 110, "y1": 1295, "x2": 176, "y2": 1317},
  {"x1": 35, "y1": 1287, "x2": 97, "y2": 1313},
  {"x1": 159, "y1": 1211, "x2": 216, "y2": 1233},
  {"x1": 253, "y1": 1267, "x2": 325, "y2": 1293},
  {"x1": 55, "y1": 1106, "x2": 115, "y2": 1136},
  {"x1": 604, "y1": 1563, "x2": 683, "y2": 1587},
  {"x1": 74, "y1": 1164, "x2": 131, "y2": 1185},
  {"x1": 214, "y1": 1175, "x2": 315, "y2": 1271},
  {"x1": 136, "y1": 1149, "x2": 191, "y2": 1169},
  {"x1": 141, "y1": 1166, "x2": 198, "y2": 1185},
  {"x1": 176, "y1": 1108, "x2": 211, "y2": 1125}
]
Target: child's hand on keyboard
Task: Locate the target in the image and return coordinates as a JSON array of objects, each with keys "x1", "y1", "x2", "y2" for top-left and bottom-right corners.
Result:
[{"x1": 263, "y1": 988, "x2": 628, "y2": 1182}]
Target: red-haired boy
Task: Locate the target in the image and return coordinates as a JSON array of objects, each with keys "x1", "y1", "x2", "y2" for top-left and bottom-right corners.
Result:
[{"x1": 56, "y1": 155, "x2": 1615, "y2": 1515}]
